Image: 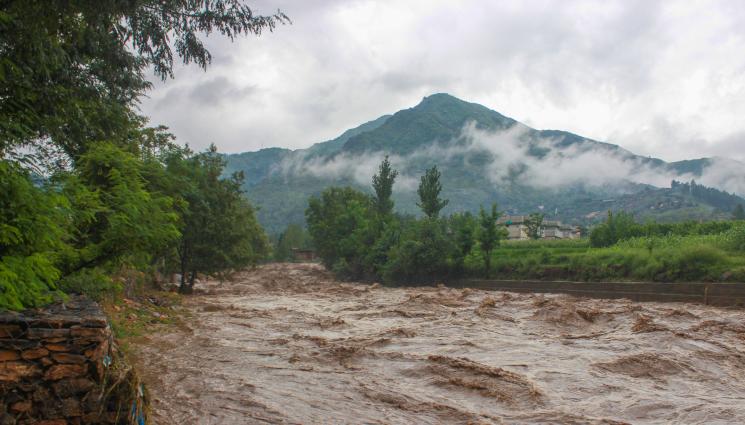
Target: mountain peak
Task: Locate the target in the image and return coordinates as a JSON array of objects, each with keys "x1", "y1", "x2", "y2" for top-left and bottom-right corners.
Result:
[
  {"x1": 338, "y1": 93, "x2": 517, "y2": 155},
  {"x1": 420, "y1": 92, "x2": 460, "y2": 102},
  {"x1": 416, "y1": 93, "x2": 480, "y2": 110}
]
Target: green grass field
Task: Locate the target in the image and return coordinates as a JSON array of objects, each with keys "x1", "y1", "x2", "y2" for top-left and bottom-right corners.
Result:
[{"x1": 465, "y1": 224, "x2": 745, "y2": 282}]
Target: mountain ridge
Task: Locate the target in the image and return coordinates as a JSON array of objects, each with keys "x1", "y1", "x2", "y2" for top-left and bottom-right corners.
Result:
[{"x1": 225, "y1": 93, "x2": 745, "y2": 234}]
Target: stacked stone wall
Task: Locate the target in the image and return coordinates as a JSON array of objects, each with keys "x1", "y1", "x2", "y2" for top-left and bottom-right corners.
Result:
[{"x1": 0, "y1": 296, "x2": 127, "y2": 424}]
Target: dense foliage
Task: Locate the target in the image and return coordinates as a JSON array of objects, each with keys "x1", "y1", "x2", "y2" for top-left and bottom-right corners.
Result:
[
  {"x1": 416, "y1": 166, "x2": 449, "y2": 219},
  {"x1": 0, "y1": 1, "x2": 280, "y2": 309},
  {"x1": 305, "y1": 159, "x2": 745, "y2": 285},
  {"x1": 306, "y1": 159, "x2": 505, "y2": 284},
  {"x1": 1, "y1": 0, "x2": 287, "y2": 159},
  {"x1": 165, "y1": 145, "x2": 269, "y2": 292}
]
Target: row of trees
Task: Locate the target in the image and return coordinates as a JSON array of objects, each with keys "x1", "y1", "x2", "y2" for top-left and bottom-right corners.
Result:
[
  {"x1": 305, "y1": 158, "x2": 508, "y2": 283},
  {"x1": 1, "y1": 1, "x2": 282, "y2": 309}
]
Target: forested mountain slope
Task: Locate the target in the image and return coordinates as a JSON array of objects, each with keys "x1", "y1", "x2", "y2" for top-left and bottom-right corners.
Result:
[{"x1": 226, "y1": 94, "x2": 745, "y2": 234}]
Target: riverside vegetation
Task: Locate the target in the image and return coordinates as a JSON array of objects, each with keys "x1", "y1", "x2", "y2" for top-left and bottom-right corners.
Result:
[
  {"x1": 305, "y1": 158, "x2": 745, "y2": 284},
  {"x1": 0, "y1": 1, "x2": 288, "y2": 311}
]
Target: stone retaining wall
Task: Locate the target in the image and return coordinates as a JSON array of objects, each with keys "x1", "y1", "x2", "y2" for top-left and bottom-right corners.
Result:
[{"x1": 0, "y1": 296, "x2": 122, "y2": 424}]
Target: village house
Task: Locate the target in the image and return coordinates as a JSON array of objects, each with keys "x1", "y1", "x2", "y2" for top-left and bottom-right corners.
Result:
[{"x1": 497, "y1": 215, "x2": 581, "y2": 240}]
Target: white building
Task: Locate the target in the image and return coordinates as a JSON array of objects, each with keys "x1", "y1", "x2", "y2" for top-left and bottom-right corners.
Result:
[{"x1": 497, "y1": 215, "x2": 580, "y2": 240}]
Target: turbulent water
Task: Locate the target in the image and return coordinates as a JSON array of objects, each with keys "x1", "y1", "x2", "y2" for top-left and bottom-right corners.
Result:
[{"x1": 132, "y1": 263, "x2": 745, "y2": 424}]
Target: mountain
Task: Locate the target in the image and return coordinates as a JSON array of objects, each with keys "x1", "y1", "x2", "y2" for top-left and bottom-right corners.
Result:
[{"x1": 225, "y1": 93, "x2": 745, "y2": 234}]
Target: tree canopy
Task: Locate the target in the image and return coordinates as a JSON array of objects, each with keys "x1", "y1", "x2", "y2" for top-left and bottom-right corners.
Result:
[
  {"x1": 372, "y1": 156, "x2": 398, "y2": 218},
  {"x1": 0, "y1": 1, "x2": 281, "y2": 309},
  {"x1": 525, "y1": 213, "x2": 545, "y2": 240},
  {"x1": 1, "y1": 0, "x2": 288, "y2": 159},
  {"x1": 417, "y1": 165, "x2": 449, "y2": 218}
]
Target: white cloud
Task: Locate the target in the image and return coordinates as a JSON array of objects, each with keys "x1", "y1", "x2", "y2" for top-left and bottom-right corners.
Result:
[
  {"x1": 140, "y1": 0, "x2": 745, "y2": 164},
  {"x1": 279, "y1": 122, "x2": 745, "y2": 196}
]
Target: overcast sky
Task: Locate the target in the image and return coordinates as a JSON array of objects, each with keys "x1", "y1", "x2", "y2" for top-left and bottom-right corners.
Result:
[{"x1": 140, "y1": 0, "x2": 745, "y2": 162}]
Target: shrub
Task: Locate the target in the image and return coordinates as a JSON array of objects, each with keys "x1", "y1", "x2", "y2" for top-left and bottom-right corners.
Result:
[{"x1": 59, "y1": 268, "x2": 121, "y2": 302}]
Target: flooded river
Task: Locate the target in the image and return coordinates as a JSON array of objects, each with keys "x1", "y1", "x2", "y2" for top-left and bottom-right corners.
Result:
[{"x1": 132, "y1": 263, "x2": 745, "y2": 424}]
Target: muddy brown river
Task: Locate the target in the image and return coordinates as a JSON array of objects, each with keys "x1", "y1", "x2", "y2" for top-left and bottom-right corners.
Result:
[{"x1": 132, "y1": 263, "x2": 745, "y2": 424}]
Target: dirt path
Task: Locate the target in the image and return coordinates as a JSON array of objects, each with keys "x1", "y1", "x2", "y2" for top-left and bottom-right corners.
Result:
[{"x1": 131, "y1": 263, "x2": 745, "y2": 424}]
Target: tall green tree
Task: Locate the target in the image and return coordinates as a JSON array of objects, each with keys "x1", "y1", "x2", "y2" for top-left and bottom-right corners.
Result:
[
  {"x1": 417, "y1": 165, "x2": 449, "y2": 218},
  {"x1": 372, "y1": 156, "x2": 398, "y2": 218},
  {"x1": 449, "y1": 212, "x2": 477, "y2": 272},
  {"x1": 306, "y1": 187, "x2": 372, "y2": 278},
  {"x1": 167, "y1": 145, "x2": 269, "y2": 293},
  {"x1": 382, "y1": 218, "x2": 454, "y2": 284},
  {"x1": 0, "y1": 0, "x2": 288, "y2": 159},
  {"x1": 478, "y1": 203, "x2": 504, "y2": 276},
  {"x1": 525, "y1": 213, "x2": 545, "y2": 240}
]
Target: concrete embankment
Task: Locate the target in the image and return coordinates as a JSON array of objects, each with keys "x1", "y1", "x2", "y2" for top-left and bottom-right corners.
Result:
[{"x1": 450, "y1": 280, "x2": 745, "y2": 307}]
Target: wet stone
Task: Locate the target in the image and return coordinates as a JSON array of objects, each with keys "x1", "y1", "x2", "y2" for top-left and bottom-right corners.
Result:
[
  {"x1": 20, "y1": 347, "x2": 48, "y2": 360},
  {"x1": 61, "y1": 398, "x2": 82, "y2": 417},
  {"x1": 0, "y1": 362, "x2": 41, "y2": 382},
  {"x1": 0, "y1": 340, "x2": 38, "y2": 351},
  {"x1": 51, "y1": 353, "x2": 87, "y2": 364},
  {"x1": 69, "y1": 327, "x2": 105, "y2": 339},
  {"x1": 45, "y1": 344, "x2": 71, "y2": 353},
  {"x1": 0, "y1": 350, "x2": 20, "y2": 362},
  {"x1": 8, "y1": 401, "x2": 31, "y2": 414},
  {"x1": 44, "y1": 364, "x2": 87, "y2": 381},
  {"x1": 52, "y1": 378, "x2": 95, "y2": 398},
  {"x1": 26, "y1": 328, "x2": 71, "y2": 340},
  {"x1": 0, "y1": 325, "x2": 24, "y2": 339}
]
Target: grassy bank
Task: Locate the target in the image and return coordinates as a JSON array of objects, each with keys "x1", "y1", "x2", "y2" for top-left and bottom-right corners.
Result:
[{"x1": 465, "y1": 225, "x2": 745, "y2": 282}]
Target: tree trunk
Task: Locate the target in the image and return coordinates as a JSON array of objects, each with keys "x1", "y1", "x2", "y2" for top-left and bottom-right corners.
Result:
[
  {"x1": 178, "y1": 252, "x2": 189, "y2": 294},
  {"x1": 178, "y1": 267, "x2": 188, "y2": 294},
  {"x1": 187, "y1": 269, "x2": 197, "y2": 293},
  {"x1": 178, "y1": 240, "x2": 191, "y2": 294}
]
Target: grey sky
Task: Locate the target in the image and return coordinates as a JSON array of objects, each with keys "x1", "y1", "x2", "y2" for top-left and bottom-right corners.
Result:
[{"x1": 140, "y1": 0, "x2": 745, "y2": 162}]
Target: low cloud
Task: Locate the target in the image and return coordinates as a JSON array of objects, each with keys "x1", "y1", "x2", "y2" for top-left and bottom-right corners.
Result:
[{"x1": 277, "y1": 122, "x2": 745, "y2": 197}]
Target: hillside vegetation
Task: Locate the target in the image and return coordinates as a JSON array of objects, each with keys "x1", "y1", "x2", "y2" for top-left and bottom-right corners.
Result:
[
  {"x1": 227, "y1": 93, "x2": 745, "y2": 235},
  {"x1": 305, "y1": 158, "x2": 745, "y2": 285}
]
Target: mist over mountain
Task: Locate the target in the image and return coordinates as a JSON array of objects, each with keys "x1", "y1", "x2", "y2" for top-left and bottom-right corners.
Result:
[{"x1": 225, "y1": 94, "x2": 745, "y2": 234}]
